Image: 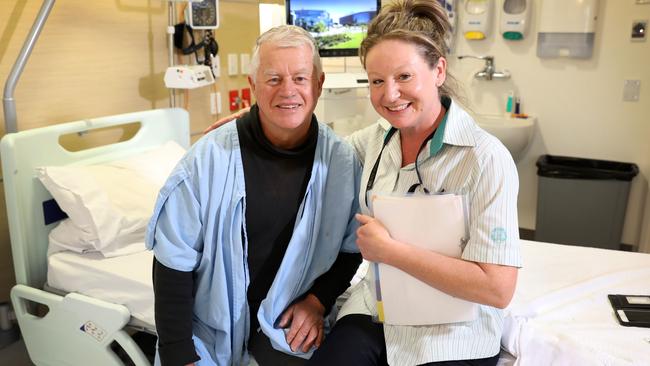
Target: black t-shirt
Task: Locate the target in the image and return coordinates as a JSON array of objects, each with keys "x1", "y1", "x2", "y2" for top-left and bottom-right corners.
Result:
[{"x1": 237, "y1": 105, "x2": 318, "y2": 334}]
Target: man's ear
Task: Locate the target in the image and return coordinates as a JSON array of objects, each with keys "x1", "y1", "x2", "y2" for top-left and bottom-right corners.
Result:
[
  {"x1": 316, "y1": 72, "x2": 325, "y2": 98},
  {"x1": 248, "y1": 75, "x2": 256, "y2": 94}
]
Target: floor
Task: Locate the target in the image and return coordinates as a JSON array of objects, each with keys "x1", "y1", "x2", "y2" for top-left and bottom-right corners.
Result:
[{"x1": 0, "y1": 333, "x2": 32, "y2": 366}]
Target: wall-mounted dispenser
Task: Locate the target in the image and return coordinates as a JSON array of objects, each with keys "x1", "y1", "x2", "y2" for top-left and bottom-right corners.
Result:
[
  {"x1": 500, "y1": 0, "x2": 531, "y2": 40},
  {"x1": 462, "y1": 0, "x2": 492, "y2": 40},
  {"x1": 537, "y1": 0, "x2": 600, "y2": 58}
]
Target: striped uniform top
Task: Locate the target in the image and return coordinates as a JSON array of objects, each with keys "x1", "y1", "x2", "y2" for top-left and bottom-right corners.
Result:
[{"x1": 338, "y1": 98, "x2": 522, "y2": 366}]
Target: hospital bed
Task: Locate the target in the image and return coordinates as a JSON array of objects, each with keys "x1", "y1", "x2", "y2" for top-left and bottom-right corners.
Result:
[
  {"x1": 503, "y1": 241, "x2": 650, "y2": 365},
  {"x1": 3, "y1": 109, "x2": 650, "y2": 365},
  {"x1": 1, "y1": 108, "x2": 189, "y2": 365}
]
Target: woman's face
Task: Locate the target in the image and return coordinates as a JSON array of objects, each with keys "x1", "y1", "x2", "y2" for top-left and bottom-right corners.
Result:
[{"x1": 365, "y1": 39, "x2": 446, "y2": 133}]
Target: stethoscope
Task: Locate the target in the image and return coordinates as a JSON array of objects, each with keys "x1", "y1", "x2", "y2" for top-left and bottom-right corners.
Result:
[{"x1": 363, "y1": 127, "x2": 436, "y2": 209}]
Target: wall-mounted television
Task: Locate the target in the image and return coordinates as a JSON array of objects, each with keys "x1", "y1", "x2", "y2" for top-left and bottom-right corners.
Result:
[{"x1": 286, "y1": 0, "x2": 382, "y2": 57}]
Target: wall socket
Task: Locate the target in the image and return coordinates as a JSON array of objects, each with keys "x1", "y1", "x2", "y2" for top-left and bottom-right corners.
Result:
[
  {"x1": 210, "y1": 54, "x2": 221, "y2": 78},
  {"x1": 623, "y1": 79, "x2": 641, "y2": 102},
  {"x1": 228, "y1": 53, "x2": 239, "y2": 76},
  {"x1": 210, "y1": 92, "x2": 222, "y2": 114},
  {"x1": 240, "y1": 53, "x2": 251, "y2": 75}
]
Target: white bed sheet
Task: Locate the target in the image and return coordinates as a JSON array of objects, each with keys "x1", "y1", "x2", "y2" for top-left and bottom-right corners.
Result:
[
  {"x1": 47, "y1": 248, "x2": 155, "y2": 328},
  {"x1": 505, "y1": 240, "x2": 650, "y2": 366},
  {"x1": 45, "y1": 239, "x2": 650, "y2": 365}
]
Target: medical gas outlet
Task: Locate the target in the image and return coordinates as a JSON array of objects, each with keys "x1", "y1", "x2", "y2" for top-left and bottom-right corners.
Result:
[
  {"x1": 164, "y1": 65, "x2": 215, "y2": 89},
  {"x1": 229, "y1": 90, "x2": 240, "y2": 111}
]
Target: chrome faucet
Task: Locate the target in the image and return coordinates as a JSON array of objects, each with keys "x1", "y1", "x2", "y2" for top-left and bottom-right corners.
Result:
[{"x1": 457, "y1": 55, "x2": 510, "y2": 81}]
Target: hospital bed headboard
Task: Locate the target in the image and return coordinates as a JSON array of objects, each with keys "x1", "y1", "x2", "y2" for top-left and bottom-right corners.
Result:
[{"x1": 1, "y1": 108, "x2": 190, "y2": 289}]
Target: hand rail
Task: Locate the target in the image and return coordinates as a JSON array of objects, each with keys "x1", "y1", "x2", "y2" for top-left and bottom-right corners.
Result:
[{"x1": 3, "y1": 0, "x2": 56, "y2": 134}]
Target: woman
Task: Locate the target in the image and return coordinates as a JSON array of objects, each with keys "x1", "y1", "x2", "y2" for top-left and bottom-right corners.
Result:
[
  {"x1": 308, "y1": 2, "x2": 521, "y2": 365},
  {"x1": 206, "y1": 1, "x2": 520, "y2": 365}
]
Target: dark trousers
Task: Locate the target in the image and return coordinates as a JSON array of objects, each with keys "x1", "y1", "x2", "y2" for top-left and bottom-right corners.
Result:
[
  {"x1": 248, "y1": 328, "x2": 306, "y2": 366},
  {"x1": 307, "y1": 314, "x2": 500, "y2": 366}
]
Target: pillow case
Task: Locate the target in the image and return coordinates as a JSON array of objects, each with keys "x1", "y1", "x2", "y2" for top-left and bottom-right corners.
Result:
[{"x1": 36, "y1": 141, "x2": 186, "y2": 257}]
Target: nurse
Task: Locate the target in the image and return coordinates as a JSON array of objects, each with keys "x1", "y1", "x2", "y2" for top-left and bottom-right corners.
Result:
[{"x1": 308, "y1": 1, "x2": 521, "y2": 365}]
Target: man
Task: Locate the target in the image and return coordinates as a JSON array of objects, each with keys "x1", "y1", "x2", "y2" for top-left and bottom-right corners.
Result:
[{"x1": 146, "y1": 25, "x2": 362, "y2": 366}]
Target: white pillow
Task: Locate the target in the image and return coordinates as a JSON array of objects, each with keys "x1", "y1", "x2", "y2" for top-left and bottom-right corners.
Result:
[{"x1": 37, "y1": 141, "x2": 186, "y2": 257}]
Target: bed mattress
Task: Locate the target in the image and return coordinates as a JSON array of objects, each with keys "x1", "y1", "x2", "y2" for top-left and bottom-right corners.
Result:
[
  {"x1": 506, "y1": 240, "x2": 650, "y2": 365},
  {"x1": 45, "y1": 240, "x2": 650, "y2": 365},
  {"x1": 47, "y1": 249, "x2": 155, "y2": 329}
]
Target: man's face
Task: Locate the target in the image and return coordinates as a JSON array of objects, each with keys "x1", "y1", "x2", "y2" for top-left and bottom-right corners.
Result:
[{"x1": 249, "y1": 43, "x2": 324, "y2": 147}]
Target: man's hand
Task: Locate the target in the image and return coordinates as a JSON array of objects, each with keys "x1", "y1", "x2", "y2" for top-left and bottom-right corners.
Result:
[
  {"x1": 203, "y1": 107, "x2": 251, "y2": 134},
  {"x1": 277, "y1": 294, "x2": 325, "y2": 353}
]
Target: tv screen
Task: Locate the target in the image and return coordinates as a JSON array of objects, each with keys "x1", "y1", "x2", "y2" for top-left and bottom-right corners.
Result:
[{"x1": 286, "y1": 0, "x2": 381, "y2": 57}]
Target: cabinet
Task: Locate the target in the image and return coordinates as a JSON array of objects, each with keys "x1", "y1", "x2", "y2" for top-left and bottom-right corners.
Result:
[{"x1": 314, "y1": 73, "x2": 380, "y2": 136}]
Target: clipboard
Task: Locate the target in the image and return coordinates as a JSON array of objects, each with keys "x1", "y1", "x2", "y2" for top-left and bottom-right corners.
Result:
[
  {"x1": 608, "y1": 294, "x2": 650, "y2": 328},
  {"x1": 371, "y1": 193, "x2": 478, "y2": 326}
]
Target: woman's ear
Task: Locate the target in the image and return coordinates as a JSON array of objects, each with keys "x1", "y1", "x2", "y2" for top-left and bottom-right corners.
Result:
[{"x1": 434, "y1": 57, "x2": 447, "y2": 87}]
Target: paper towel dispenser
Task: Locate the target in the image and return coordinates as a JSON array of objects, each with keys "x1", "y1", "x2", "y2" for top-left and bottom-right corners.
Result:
[{"x1": 537, "y1": 0, "x2": 600, "y2": 59}]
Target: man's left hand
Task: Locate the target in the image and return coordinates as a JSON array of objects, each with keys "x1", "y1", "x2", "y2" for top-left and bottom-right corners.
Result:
[{"x1": 277, "y1": 293, "x2": 325, "y2": 353}]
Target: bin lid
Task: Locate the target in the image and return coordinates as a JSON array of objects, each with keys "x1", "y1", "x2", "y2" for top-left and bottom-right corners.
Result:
[{"x1": 536, "y1": 155, "x2": 639, "y2": 181}]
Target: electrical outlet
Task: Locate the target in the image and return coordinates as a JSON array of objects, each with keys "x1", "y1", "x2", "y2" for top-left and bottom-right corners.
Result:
[
  {"x1": 228, "y1": 53, "x2": 239, "y2": 76},
  {"x1": 623, "y1": 79, "x2": 641, "y2": 102},
  {"x1": 211, "y1": 54, "x2": 221, "y2": 78},
  {"x1": 210, "y1": 93, "x2": 218, "y2": 115},
  {"x1": 240, "y1": 53, "x2": 251, "y2": 75},
  {"x1": 216, "y1": 92, "x2": 222, "y2": 114}
]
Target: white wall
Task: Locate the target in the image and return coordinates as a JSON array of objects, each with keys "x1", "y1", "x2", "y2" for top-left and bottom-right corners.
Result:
[{"x1": 449, "y1": 0, "x2": 650, "y2": 251}]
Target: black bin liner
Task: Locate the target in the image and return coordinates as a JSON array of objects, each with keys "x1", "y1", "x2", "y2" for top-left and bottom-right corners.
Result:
[{"x1": 536, "y1": 155, "x2": 639, "y2": 181}]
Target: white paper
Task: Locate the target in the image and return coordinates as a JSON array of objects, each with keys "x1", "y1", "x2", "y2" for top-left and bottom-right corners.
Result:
[{"x1": 372, "y1": 193, "x2": 478, "y2": 325}]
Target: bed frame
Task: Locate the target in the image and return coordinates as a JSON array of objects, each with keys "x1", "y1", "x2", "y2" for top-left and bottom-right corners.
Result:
[{"x1": 1, "y1": 108, "x2": 190, "y2": 366}]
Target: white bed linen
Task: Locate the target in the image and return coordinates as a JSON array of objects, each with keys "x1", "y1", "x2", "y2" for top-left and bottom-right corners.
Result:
[
  {"x1": 47, "y1": 248, "x2": 154, "y2": 328},
  {"x1": 45, "y1": 239, "x2": 650, "y2": 365},
  {"x1": 505, "y1": 240, "x2": 650, "y2": 366}
]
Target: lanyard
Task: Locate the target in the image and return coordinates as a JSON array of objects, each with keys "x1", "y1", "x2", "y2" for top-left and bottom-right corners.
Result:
[{"x1": 364, "y1": 127, "x2": 436, "y2": 208}]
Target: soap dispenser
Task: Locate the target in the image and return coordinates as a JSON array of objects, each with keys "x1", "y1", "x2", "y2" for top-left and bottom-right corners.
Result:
[
  {"x1": 463, "y1": 0, "x2": 492, "y2": 40},
  {"x1": 500, "y1": 0, "x2": 531, "y2": 40}
]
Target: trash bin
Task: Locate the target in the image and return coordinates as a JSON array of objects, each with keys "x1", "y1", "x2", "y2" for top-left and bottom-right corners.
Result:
[{"x1": 534, "y1": 155, "x2": 639, "y2": 250}]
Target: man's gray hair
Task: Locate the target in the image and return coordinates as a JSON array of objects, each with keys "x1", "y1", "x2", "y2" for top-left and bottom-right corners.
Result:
[{"x1": 249, "y1": 25, "x2": 323, "y2": 82}]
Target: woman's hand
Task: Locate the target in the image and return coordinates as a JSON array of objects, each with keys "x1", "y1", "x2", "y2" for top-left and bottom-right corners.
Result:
[
  {"x1": 203, "y1": 107, "x2": 250, "y2": 134},
  {"x1": 355, "y1": 213, "x2": 399, "y2": 264}
]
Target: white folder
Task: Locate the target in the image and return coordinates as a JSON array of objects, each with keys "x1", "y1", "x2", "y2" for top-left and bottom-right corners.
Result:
[{"x1": 372, "y1": 193, "x2": 478, "y2": 325}]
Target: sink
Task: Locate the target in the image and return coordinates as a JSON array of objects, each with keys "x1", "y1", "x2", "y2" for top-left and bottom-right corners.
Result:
[{"x1": 474, "y1": 115, "x2": 535, "y2": 162}]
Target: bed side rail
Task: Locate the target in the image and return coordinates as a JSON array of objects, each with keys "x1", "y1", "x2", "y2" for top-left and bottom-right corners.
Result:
[{"x1": 11, "y1": 284, "x2": 151, "y2": 366}]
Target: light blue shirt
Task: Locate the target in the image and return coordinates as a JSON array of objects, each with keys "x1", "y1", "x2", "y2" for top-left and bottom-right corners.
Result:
[{"x1": 145, "y1": 121, "x2": 361, "y2": 366}]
